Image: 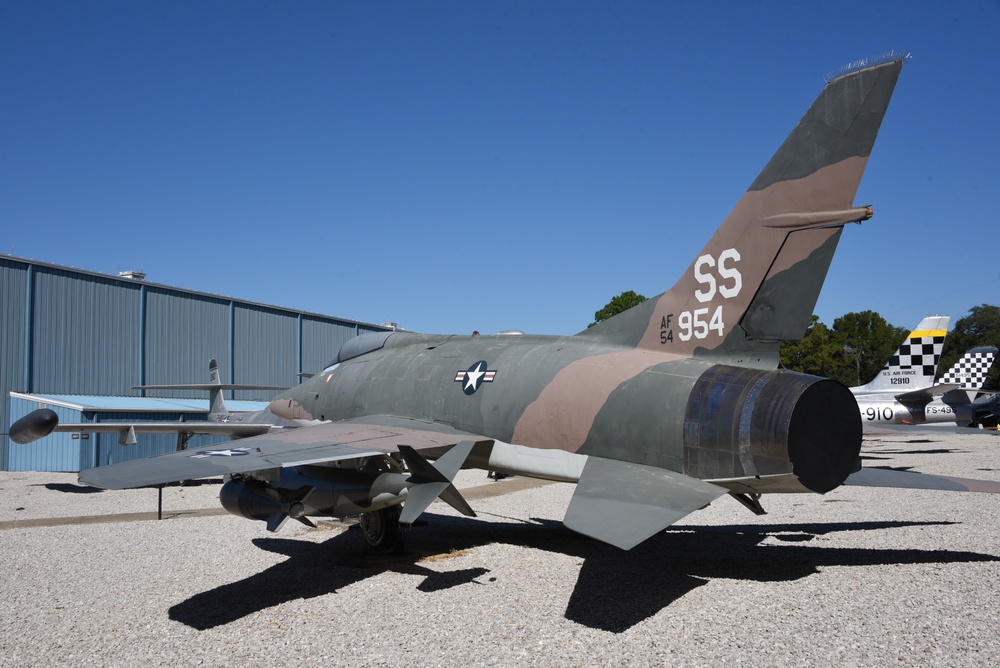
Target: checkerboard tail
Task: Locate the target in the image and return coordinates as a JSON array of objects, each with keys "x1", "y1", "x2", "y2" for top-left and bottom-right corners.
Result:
[
  {"x1": 937, "y1": 346, "x2": 998, "y2": 390},
  {"x1": 853, "y1": 315, "x2": 950, "y2": 393}
]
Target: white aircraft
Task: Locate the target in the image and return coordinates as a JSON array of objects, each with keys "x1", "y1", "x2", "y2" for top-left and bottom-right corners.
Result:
[{"x1": 851, "y1": 316, "x2": 997, "y2": 430}]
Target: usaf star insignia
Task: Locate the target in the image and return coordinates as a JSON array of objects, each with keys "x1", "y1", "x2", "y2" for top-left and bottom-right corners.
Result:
[
  {"x1": 455, "y1": 360, "x2": 497, "y2": 395},
  {"x1": 188, "y1": 447, "x2": 253, "y2": 459}
]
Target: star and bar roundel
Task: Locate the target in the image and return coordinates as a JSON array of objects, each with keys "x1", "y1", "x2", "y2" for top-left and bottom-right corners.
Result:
[{"x1": 455, "y1": 360, "x2": 497, "y2": 395}]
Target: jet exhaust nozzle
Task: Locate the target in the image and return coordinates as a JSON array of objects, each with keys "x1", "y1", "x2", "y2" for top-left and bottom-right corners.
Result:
[
  {"x1": 9, "y1": 409, "x2": 59, "y2": 444},
  {"x1": 684, "y1": 366, "x2": 862, "y2": 493}
]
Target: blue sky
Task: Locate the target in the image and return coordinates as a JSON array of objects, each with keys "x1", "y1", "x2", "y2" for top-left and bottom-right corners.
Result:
[{"x1": 3, "y1": 2, "x2": 998, "y2": 337}]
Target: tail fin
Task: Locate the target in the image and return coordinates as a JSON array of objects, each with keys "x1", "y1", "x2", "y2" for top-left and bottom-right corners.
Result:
[
  {"x1": 133, "y1": 357, "x2": 286, "y2": 418},
  {"x1": 852, "y1": 315, "x2": 949, "y2": 393},
  {"x1": 206, "y1": 358, "x2": 228, "y2": 418},
  {"x1": 937, "y1": 346, "x2": 998, "y2": 392},
  {"x1": 580, "y1": 54, "x2": 907, "y2": 363}
]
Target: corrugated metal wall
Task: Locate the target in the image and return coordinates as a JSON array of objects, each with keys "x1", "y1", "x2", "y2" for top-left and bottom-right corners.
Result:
[
  {"x1": 0, "y1": 260, "x2": 28, "y2": 469},
  {"x1": 1, "y1": 254, "x2": 392, "y2": 471},
  {"x1": 233, "y1": 304, "x2": 300, "y2": 397},
  {"x1": 144, "y1": 288, "x2": 232, "y2": 398},
  {"x1": 302, "y1": 315, "x2": 352, "y2": 372},
  {"x1": 32, "y1": 267, "x2": 143, "y2": 395}
]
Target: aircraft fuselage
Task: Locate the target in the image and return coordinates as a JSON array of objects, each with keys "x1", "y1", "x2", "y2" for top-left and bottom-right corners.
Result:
[
  {"x1": 271, "y1": 331, "x2": 863, "y2": 496},
  {"x1": 855, "y1": 394, "x2": 977, "y2": 427}
]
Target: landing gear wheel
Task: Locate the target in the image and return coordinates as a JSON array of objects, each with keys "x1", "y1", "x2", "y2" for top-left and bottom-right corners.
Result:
[{"x1": 359, "y1": 506, "x2": 403, "y2": 553}]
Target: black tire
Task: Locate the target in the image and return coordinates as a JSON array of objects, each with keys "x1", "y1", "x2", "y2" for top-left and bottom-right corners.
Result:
[{"x1": 359, "y1": 506, "x2": 403, "y2": 553}]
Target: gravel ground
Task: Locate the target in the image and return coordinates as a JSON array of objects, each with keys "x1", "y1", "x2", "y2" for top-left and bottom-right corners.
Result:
[{"x1": 1, "y1": 432, "x2": 998, "y2": 667}]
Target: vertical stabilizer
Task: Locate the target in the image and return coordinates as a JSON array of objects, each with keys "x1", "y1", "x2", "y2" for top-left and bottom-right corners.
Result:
[
  {"x1": 852, "y1": 315, "x2": 949, "y2": 393},
  {"x1": 207, "y1": 358, "x2": 229, "y2": 418},
  {"x1": 937, "y1": 346, "x2": 997, "y2": 392},
  {"x1": 580, "y1": 55, "x2": 907, "y2": 364}
]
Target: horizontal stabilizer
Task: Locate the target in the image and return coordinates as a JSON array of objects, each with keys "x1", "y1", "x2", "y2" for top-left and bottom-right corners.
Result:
[
  {"x1": 845, "y1": 467, "x2": 1000, "y2": 493},
  {"x1": 135, "y1": 383, "x2": 287, "y2": 391},
  {"x1": 895, "y1": 384, "x2": 966, "y2": 405},
  {"x1": 564, "y1": 456, "x2": 728, "y2": 550}
]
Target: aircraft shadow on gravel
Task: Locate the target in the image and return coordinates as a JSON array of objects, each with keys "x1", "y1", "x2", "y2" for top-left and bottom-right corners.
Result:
[
  {"x1": 168, "y1": 513, "x2": 998, "y2": 633},
  {"x1": 38, "y1": 482, "x2": 104, "y2": 494},
  {"x1": 38, "y1": 479, "x2": 225, "y2": 495},
  {"x1": 865, "y1": 448, "x2": 962, "y2": 456}
]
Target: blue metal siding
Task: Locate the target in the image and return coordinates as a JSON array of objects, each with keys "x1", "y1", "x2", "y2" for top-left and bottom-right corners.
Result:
[
  {"x1": 143, "y1": 287, "x2": 231, "y2": 398},
  {"x1": 0, "y1": 260, "x2": 28, "y2": 468},
  {"x1": 31, "y1": 268, "x2": 142, "y2": 395},
  {"x1": 301, "y1": 317, "x2": 357, "y2": 375},
  {"x1": 232, "y1": 304, "x2": 299, "y2": 399},
  {"x1": 2, "y1": 253, "x2": 390, "y2": 471}
]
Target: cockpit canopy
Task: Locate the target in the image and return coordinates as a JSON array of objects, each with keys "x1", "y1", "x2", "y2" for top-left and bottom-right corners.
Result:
[{"x1": 326, "y1": 331, "x2": 393, "y2": 367}]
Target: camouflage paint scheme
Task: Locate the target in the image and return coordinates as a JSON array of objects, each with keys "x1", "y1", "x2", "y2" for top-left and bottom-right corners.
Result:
[
  {"x1": 261, "y1": 59, "x2": 906, "y2": 530},
  {"x1": 44, "y1": 54, "x2": 997, "y2": 551}
]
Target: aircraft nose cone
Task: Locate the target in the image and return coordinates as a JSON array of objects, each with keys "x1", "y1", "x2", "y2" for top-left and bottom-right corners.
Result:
[{"x1": 268, "y1": 397, "x2": 314, "y2": 421}]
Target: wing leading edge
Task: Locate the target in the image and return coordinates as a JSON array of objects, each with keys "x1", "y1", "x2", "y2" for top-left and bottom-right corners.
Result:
[{"x1": 79, "y1": 416, "x2": 493, "y2": 490}]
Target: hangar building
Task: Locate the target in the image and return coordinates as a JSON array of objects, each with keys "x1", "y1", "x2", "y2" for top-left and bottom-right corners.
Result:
[{"x1": 1, "y1": 254, "x2": 390, "y2": 472}]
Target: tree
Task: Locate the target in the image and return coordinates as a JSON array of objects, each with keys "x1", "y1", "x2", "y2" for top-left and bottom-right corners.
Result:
[
  {"x1": 832, "y1": 311, "x2": 908, "y2": 387},
  {"x1": 938, "y1": 304, "x2": 1000, "y2": 391},
  {"x1": 780, "y1": 311, "x2": 909, "y2": 386},
  {"x1": 779, "y1": 315, "x2": 851, "y2": 384},
  {"x1": 589, "y1": 290, "x2": 647, "y2": 328}
]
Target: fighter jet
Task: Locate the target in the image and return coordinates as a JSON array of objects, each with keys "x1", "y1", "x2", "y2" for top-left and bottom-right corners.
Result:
[
  {"x1": 846, "y1": 315, "x2": 1000, "y2": 431},
  {"x1": 10, "y1": 358, "x2": 295, "y2": 448},
  {"x1": 967, "y1": 390, "x2": 1000, "y2": 430},
  {"x1": 13, "y1": 53, "x2": 1000, "y2": 552},
  {"x1": 853, "y1": 328, "x2": 998, "y2": 430}
]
